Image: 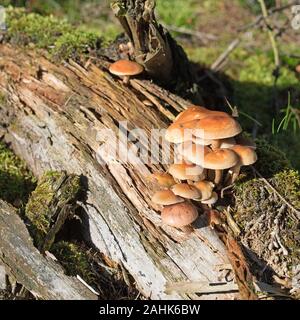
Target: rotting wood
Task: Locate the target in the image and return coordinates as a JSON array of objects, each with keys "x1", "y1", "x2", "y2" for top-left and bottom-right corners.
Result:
[
  {"x1": 0, "y1": 44, "x2": 238, "y2": 300},
  {"x1": 0, "y1": 199, "x2": 98, "y2": 300}
]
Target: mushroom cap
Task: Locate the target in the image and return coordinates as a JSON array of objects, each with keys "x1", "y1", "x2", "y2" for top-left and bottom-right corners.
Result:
[
  {"x1": 183, "y1": 115, "x2": 242, "y2": 140},
  {"x1": 175, "y1": 106, "x2": 230, "y2": 124},
  {"x1": 151, "y1": 190, "x2": 184, "y2": 206},
  {"x1": 109, "y1": 60, "x2": 143, "y2": 76},
  {"x1": 201, "y1": 148, "x2": 239, "y2": 170},
  {"x1": 194, "y1": 180, "x2": 214, "y2": 200},
  {"x1": 220, "y1": 137, "x2": 236, "y2": 149},
  {"x1": 171, "y1": 183, "x2": 201, "y2": 199},
  {"x1": 169, "y1": 163, "x2": 204, "y2": 181},
  {"x1": 151, "y1": 172, "x2": 176, "y2": 188},
  {"x1": 231, "y1": 145, "x2": 258, "y2": 166},
  {"x1": 201, "y1": 191, "x2": 218, "y2": 205},
  {"x1": 161, "y1": 202, "x2": 199, "y2": 227},
  {"x1": 165, "y1": 122, "x2": 194, "y2": 143},
  {"x1": 176, "y1": 142, "x2": 211, "y2": 166}
]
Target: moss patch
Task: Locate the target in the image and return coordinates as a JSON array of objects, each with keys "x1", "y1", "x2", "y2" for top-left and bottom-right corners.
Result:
[
  {"x1": 25, "y1": 171, "x2": 81, "y2": 249},
  {"x1": 0, "y1": 141, "x2": 36, "y2": 205},
  {"x1": 51, "y1": 241, "x2": 95, "y2": 284},
  {"x1": 5, "y1": 7, "x2": 102, "y2": 61}
]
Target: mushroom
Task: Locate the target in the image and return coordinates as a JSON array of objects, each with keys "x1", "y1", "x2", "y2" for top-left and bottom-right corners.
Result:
[
  {"x1": 183, "y1": 115, "x2": 242, "y2": 150},
  {"x1": 151, "y1": 190, "x2": 184, "y2": 206},
  {"x1": 109, "y1": 60, "x2": 143, "y2": 84},
  {"x1": 176, "y1": 141, "x2": 211, "y2": 166},
  {"x1": 201, "y1": 191, "x2": 218, "y2": 208},
  {"x1": 229, "y1": 145, "x2": 258, "y2": 182},
  {"x1": 161, "y1": 201, "x2": 198, "y2": 228},
  {"x1": 200, "y1": 148, "x2": 239, "y2": 185},
  {"x1": 171, "y1": 183, "x2": 201, "y2": 200},
  {"x1": 151, "y1": 172, "x2": 176, "y2": 188},
  {"x1": 169, "y1": 163, "x2": 205, "y2": 182},
  {"x1": 193, "y1": 180, "x2": 215, "y2": 201}
]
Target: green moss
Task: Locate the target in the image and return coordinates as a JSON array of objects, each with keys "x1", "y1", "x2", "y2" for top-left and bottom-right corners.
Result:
[
  {"x1": 0, "y1": 141, "x2": 36, "y2": 205},
  {"x1": 25, "y1": 171, "x2": 81, "y2": 248},
  {"x1": 51, "y1": 241, "x2": 95, "y2": 283},
  {"x1": 5, "y1": 7, "x2": 102, "y2": 61}
]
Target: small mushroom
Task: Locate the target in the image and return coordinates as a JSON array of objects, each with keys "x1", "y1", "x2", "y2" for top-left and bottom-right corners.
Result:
[
  {"x1": 201, "y1": 192, "x2": 218, "y2": 208},
  {"x1": 193, "y1": 180, "x2": 215, "y2": 201},
  {"x1": 151, "y1": 190, "x2": 184, "y2": 206},
  {"x1": 109, "y1": 60, "x2": 143, "y2": 84},
  {"x1": 171, "y1": 183, "x2": 201, "y2": 200},
  {"x1": 161, "y1": 201, "x2": 199, "y2": 228},
  {"x1": 200, "y1": 148, "x2": 239, "y2": 185},
  {"x1": 169, "y1": 163, "x2": 204, "y2": 182},
  {"x1": 151, "y1": 172, "x2": 176, "y2": 188},
  {"x1": 229, "y1": 145, "x2": 258, "y2": 182}
]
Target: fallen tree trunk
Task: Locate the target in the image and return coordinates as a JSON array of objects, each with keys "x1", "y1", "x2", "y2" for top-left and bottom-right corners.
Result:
[
  {"x1": 0, "y1": 44, "x2": 238, "y2": 300},
  {"x1": 0, "y1": 199, "x2": 97, "y2": 300}
]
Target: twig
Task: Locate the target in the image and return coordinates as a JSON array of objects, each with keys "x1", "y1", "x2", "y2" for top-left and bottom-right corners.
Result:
[
  {"x1": 211, "y1": 38, "x2": 241, "y2": 72},
  {"x1": 162, "y1": 24, "x2": 217, "y2": 43},
  {"x1": 76, "y1": 275, "x2": 100, "y2": 296},
  {"x1": 252, "y1": 167, "x2": 300, "y2": 220},
  {"x1": 258, "y1": 0, "x2": 280, "y2": 68},
  {"x1": 239, "y1": 1, "x2": 300, "y2": 32}
]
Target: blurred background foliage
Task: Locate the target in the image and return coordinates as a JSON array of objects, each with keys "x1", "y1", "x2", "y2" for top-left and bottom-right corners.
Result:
[{"x1": 2, "y1": 0, "x2": 300, "y2": 169}]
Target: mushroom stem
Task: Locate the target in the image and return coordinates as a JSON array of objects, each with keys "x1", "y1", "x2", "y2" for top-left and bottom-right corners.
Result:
[
  {"x1": 211, "y1": 140, "x2": 221, "y2": 150},
  {"x1": 231, "y1": 164, "x2": 241, "y2": 183},
  {"x1": 214, "y1": 169, "x2": 223, "y2": 185},
  {"x1": 123, "y1": 75, "x2": 130, "y2": 84}
]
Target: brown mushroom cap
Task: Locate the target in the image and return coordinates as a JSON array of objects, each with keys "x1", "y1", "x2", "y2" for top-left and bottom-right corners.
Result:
[
  {"x1": 171, "y1": 183, "x2": 201, "y2": 199},
  {"x1": 151, "y1": 172, "x2": 176, "y2": 188},
  {"x1": 176, "y1": 142, "x2": 211, "y2": 165},
  {"x1": 169, "y1": 163, "x2": 204, "y2": 181},
  {"x1": 183, "y1": 115, "x2": 242, "y2": 140},
  {"x1": 175, "y1": 106, "x2": 230, "y2": 124},
  {"x1": 109, "y1": 60, "x2": 143, "y2": 76},
  {"x1": 201, "y1": 148, "x2": 239, "y2": 170},
  {"x1": 231, "y1": 145, "x2": 258, "y2": 166},
  {"x1": 165, "y1": 122, "x2": 194, "y2": 143},
  {"x1": 194, "y1": 180, "x2": 214, "y2": 200},
  {"x1": 161, "y1": 202, "x2": 199, "y2": 227},
  {"x1": 152, "y1": 190, "x2": 184, "y2": 206}
]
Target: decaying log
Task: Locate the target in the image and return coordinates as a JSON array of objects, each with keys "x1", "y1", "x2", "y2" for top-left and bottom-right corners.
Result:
[
  {"x1": 0, "y1": 44, "x2": 238, "y2": 300},
  {"x1": 0, "y1": 199, "x2": 97, "y2": 300}
]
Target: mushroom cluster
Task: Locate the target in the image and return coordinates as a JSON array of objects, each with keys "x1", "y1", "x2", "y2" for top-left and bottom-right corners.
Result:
[{"x1": 152, "y1": 105, "x2": 258, "y2": 230}]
